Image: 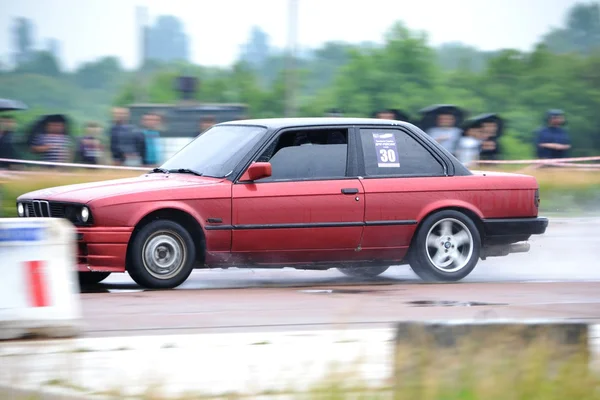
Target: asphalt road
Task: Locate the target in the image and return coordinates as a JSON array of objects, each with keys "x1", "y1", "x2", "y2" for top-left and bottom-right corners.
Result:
[{"x1": 80, "y1": 217, "x2": 600, "y2": 337}]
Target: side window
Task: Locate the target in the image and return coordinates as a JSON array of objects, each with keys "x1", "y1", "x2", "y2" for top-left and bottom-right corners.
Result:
[
  {"x1": 256, "y1": 129, "x2": 349, "y2": 181},
  {"x1": 360, "y1": 128, "x2": 444, "y2": 176}
]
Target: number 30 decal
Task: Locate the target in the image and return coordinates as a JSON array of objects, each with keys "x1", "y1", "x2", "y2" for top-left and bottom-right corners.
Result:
[{"x1": 379, "y1": 149, "x2": 397, "y2": 162}]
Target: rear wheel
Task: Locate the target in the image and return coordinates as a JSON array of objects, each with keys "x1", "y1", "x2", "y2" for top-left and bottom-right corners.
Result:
[
  {"x1": 128, "y1": 220, "x2": 196, "y2": 289},
  {"x1": 78, "y1": 272, "x2": 111, "y2": 286},
  {"x1": 338, "y1": 265, "x2": 390, "y2": 278},
  {"x1": 409, "y1": 210, "x2": 481, "y2": 282}
]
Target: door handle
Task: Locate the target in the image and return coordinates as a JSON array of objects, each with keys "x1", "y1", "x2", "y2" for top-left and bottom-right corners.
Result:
[{"x1": 341, "y1": 188, "x2": 359, "y2": 195}]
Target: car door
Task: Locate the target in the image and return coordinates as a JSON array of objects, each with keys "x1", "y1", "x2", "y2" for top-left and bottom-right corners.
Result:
[
  {"x1": 356, "y1": 127, "x2": 448, "y2": 260},
  {"x1": 230, "y1": 127, "x2": 365, "y2": 264}
]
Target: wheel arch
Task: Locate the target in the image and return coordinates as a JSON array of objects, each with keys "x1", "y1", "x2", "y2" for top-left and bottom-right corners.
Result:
[
  {"x1": 410, "y1": 204, "x2": 485, "y2": 250},
  {"x1": 127, "y1": 208, "x2": 206, "y2": 269}
]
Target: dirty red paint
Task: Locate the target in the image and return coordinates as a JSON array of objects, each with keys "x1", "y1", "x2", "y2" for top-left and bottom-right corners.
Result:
[{"x1": 14, "y1": 119, "x2": 547, "y2": 282}]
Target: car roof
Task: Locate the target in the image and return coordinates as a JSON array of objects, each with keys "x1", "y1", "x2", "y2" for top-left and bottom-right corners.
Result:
[{"x1": 217, "y1": 117, "x2": 416, "y2": 130}]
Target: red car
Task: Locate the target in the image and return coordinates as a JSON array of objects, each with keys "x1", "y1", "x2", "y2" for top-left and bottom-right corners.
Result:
[{"x1": 16, "y1": 118, "x2": 548, "y2": 289}]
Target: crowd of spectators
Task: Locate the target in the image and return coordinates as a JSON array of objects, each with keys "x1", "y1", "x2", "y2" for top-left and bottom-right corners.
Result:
[{"x1": 0, "y1": 107, "x2": 574, "y2": 170}]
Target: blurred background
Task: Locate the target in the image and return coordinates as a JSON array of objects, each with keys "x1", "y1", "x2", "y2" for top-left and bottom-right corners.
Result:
[
  {"x1": 0, "y1": 0, "x2": 599, "y2": 158},
  {"x1": 1, "y1": 0, "x2": 599, "y2": 216}
]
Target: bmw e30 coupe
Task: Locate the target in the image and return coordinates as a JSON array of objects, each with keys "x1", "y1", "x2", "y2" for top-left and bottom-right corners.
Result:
[{"x1": 16, "y1": 118, "x2": 548, "y2": 289}]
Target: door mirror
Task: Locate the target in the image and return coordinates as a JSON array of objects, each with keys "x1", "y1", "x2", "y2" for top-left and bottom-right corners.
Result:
[{"x1": 241, "y1": 162, "x2": 272, "y2": 181}]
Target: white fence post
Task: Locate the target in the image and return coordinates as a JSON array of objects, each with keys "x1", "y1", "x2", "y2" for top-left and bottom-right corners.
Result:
[{"x1": 0, "y1": 218, "x2": 83, "y2": 340}]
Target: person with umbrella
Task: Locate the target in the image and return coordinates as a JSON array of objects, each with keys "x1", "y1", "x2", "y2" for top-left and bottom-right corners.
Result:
[
  {"x1": 534, "y1": 109, "x2": 571, "y2": 159},
  {"x1": 0, "y1": 115, "x2": 18, "y2": 169},
  {"x1": 418, "y1": 104, "x2": 467, "y2": 156},
  {"x1": 455, "y1": 118, "x2": 483, "y2": 167},
  {"x1": 468, "y1": 113, "x2": 503, "y2": 161},
  {"x1": 28, "y1": 114, "x2": 73, "y2": 164}
]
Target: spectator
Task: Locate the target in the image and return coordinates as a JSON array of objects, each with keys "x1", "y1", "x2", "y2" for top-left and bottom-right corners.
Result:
[
  {"x1": 374, "y1": 109, "x2": 396, "y2": 120},
  {"x1": 426, "y1": 113, "x2": 463, "y2": 155},
  {"x1": 109, "y1": 107, "x2": 139, "y2": 165},
  {"x1": 77, "y1": 122, "x2": 105, "y2": 164},
  {"x1": 535, "y1": 109, "x2": 571, "y2": 159},
  {"x1": 374, "y1": 108, "x2": 412, "y2": 123},
  {"x1": 199, "y1": 115, "x2": 216, "y2": 135},
  {"x1": 140, "y1": 112, "x2": 162, "y2": 166},
  {"x1": 30, "y1": 114, "x2": 72, "y2": 164},
  {"x1": 479, "y1": 120, "x2": 501, "y2": 160},
  {"x1": 455, "y1": 120, "x2": 482, "y2": 167},
  {"x1": 0, "y1": 115, "x2": 18, "y2": 169}
]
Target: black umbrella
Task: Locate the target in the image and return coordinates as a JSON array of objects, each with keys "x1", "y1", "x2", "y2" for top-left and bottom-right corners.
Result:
[
  {"x1": 463, "y1": 113, "x2": 504, "y2": 160},
  {"x1": 469, "y1": 113, "x2": 505, "y2": 138},
  {"x1": 0, "y1": 98, "x2": 28, "y2": 112},
  {"x1": 26, "y1": 114, "x2": 72, "y2": 146},
  {"x1": 417, "y1": 104, "x2": 468, "y2": 132},
  {"x1": 462, "y1": 113, "x2": 505, "y2": 138}
]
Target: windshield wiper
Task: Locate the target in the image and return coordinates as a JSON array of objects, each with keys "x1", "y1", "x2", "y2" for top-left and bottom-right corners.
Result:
[
  {"x1": 151, "y1": 168, "x2": 169, "y2": 174},
  {"x1": 169, "y1": 168, "x2": 203, "y2": 176}
]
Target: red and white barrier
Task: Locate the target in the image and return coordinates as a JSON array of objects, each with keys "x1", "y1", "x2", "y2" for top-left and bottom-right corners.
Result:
[{"x1": 0, "y1": 218, "x2": 82, "y2": 340}]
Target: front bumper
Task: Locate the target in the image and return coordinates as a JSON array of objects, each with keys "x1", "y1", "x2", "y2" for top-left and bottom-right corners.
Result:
[
  {"x1": 481, "y1": 217, "x2": 549, "y2": 245},
  {"x1": 76, "y1": 227, "x2": 133, "y2": 273}
]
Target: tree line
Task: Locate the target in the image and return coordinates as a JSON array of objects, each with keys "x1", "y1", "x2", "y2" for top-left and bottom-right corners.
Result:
[{"x1": 1, "y1": 2, "x2": 599, "y2": 159}]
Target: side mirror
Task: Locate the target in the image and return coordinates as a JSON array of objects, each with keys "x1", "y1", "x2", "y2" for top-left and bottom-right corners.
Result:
[{"x1": 240, "y1": 162, "x2": 272, "y2": 181}]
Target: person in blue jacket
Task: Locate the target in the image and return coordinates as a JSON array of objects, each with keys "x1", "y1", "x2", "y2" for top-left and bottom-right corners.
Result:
[
  {"x1": 535, "y1": 109, "x2": 571, "y2": 159},
  {"x1": 140, "y1": 112, "x2": 162, "y2": 167}
]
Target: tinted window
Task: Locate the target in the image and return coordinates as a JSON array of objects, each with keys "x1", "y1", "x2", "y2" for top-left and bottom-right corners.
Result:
[
  {"x1": 256, "y1": 129, "x2": 349, "y2": 181},
  {"x1": 360, "y1": 128, "x2": 444, "y2": 176},
  {"x1": 160, "y1": 125, "x2": 266, "y2": 178}
]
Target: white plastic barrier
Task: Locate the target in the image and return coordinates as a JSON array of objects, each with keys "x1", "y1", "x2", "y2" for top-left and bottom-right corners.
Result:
[{"x1": 0, "y1": 218, "x2": 82, "y2": 340}]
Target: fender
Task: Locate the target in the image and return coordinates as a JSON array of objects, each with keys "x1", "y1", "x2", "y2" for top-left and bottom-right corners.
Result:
[
  {"x1": 128, "y1": 201, "x2": 207, "y2": 231},
  {"x1": 416, "y1": 199, "x2": 484, "y2": 223}
]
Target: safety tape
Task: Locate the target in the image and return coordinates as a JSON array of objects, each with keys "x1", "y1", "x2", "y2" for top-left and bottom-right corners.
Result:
[
  {"x1": 1, "y1": 156, "x2": 599, "y2": 175},
  {"x1": 0, "y1": 158, "x2": 149, "y2": 171},
  {"x1": 476, "y1": 156, "x2": 600, "y2": 165}
]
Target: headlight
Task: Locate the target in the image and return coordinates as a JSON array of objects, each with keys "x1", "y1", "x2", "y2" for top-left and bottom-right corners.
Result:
[
  {"x1": 17, "y1": 203, "x2": 24, "y2": 217},
  {"x1": 81, "y1": 207, "x2": 90, "y2": 223}
]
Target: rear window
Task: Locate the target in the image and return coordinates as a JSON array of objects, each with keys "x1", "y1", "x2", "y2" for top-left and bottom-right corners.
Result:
[{"x1": 360, "y1": 128, "x2": 445, "y2": 177}]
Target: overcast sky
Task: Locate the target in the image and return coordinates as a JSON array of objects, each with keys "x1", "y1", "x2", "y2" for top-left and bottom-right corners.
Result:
[{"x1": 0, "y1": 0, "x2": 583, "y2": 70}]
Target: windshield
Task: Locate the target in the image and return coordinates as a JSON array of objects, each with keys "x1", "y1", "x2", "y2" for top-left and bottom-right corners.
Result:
[{"x1": 159, "y1": 125, "x2": 267, "y2": 178}]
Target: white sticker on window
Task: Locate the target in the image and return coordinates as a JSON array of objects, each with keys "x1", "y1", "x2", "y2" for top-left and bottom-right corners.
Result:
[{"x1": 372, "y1": 133, "x2": 400, "y2": 168}]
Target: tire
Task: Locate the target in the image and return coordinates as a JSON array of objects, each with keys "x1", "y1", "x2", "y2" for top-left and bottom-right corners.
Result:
[
  {"x1": 408, "y1": 210, "x2": 481, "y2": 282},
  {"x1": 78, "y1": 272, "x2": 111, "y2": 286},
  {"x1": 128, "y1": 220, "x2": 196, "y2": 289},
  {"x1": 338, "y1": 265, "x2": 390, "y2": 278}
]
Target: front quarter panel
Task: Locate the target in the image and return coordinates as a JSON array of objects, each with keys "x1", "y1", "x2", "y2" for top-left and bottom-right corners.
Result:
[{"x1": 90, "y1": 183, "x2": 233, "y2": 253}]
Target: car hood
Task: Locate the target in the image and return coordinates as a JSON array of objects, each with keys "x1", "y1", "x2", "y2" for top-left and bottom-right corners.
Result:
[{"x1": 17, "y1": 173, "x2": 224, "y2": 204}]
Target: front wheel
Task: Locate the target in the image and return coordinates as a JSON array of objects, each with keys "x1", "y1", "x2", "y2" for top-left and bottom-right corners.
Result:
[
  {"x1": 409, "y1": 210, "x2": 481, "y2": 282},
  {"x1": 128, "y1": 220, "x2": 196, "y2": 289},
  {"x1": 338, "y1": 265, "x2": 390, "y2": 278}
]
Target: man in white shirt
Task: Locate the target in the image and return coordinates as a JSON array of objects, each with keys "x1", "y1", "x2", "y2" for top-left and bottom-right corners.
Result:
[{"x1": 426, "y1": 113, "x2": 463, "y2": 155}]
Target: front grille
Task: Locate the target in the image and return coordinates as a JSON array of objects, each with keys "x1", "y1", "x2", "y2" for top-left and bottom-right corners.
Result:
[
  {"x1": 21, "y1": 200, "x2": 78, "y2": 223},
  {"x1": 50, "y1": 203, "x2": 66, "y2": 218},
  {"x1": 25, "y1": 200, "x2": 52, "y2": 217}
]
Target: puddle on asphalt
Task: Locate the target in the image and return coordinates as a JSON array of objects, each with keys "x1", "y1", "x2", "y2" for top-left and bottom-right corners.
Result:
[{"x1": 407, "y1": 300, "x2": 508, "y2": 307}]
